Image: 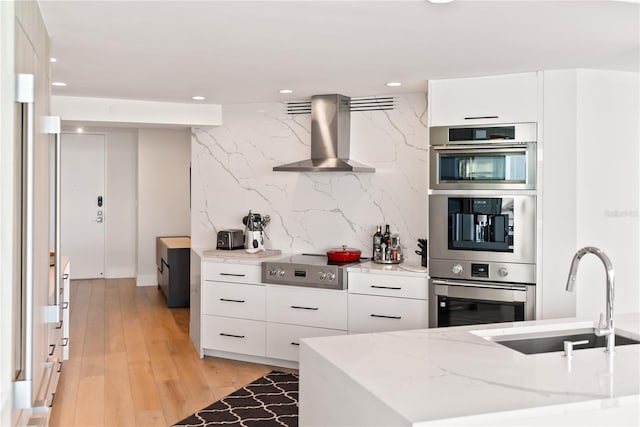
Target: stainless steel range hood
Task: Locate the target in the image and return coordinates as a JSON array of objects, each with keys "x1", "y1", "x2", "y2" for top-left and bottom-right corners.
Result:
[{"x1": 273, "y1": 94, "x2": 375, "y2": 172}]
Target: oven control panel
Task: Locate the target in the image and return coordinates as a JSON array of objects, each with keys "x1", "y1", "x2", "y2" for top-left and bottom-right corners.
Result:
[
  {"x1": 262, "y1": 262, "x2": 346, "y2": 290},
  {"x1": 431, "y1": 259, "x2": 535, "y2": 285}
]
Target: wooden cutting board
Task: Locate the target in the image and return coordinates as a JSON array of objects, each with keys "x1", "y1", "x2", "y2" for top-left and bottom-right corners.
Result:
[{"x1": 203, "y1": 248, "x2": 282, "y2": 258}]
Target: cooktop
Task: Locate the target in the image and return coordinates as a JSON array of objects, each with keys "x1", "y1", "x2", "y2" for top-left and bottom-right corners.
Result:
[{"x1": 262, "y1": 253, "x2": 367, "y2": 290}]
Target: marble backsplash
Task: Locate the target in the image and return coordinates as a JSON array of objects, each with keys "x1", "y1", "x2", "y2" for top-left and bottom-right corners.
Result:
[{"x1": 191, "y1": 92, "x2": 428, "y2": 264}]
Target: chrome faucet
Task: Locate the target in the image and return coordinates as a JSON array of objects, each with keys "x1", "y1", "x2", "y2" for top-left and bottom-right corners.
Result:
[{"x1": 565, "y1": 246, "x2": 615, "y2": 353}]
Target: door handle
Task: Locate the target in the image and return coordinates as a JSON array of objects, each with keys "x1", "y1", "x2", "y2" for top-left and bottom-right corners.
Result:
[{"x1": 95, "y1": 217, "x2": 103, "y2": 223}]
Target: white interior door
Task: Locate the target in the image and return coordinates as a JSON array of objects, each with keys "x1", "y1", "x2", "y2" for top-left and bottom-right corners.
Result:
[{"x1": 61, "y1": 133, "x2": 105, "y2": 279}]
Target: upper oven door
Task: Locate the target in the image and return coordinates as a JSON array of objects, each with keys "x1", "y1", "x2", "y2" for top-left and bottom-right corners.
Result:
[
  {"x1": 429, "y1": 194, "x2": 536, "y2": 264},
  {"x1": 430, "y1": 123, "x2": 537, "y2": 191}
]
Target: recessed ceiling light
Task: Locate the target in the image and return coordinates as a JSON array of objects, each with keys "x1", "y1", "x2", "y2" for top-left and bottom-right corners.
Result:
[
  {"x1": 50, "y1": 57, "x2": 57, "y2": 63},
  {"x1": 52, "y1": 82, "x2": 67, "y2": 87},
  {"x1": 192, "y1": 95, "x2": 205, "y2": 101},
  {"x1": 279, "y1": 89, "x2": 293, "y2": 94},
  {"x1": 76, "y1": 127, "x2": 83, "y2": 133},
  {"x1": 386, "y1": 82, "x2": 402, "y2": 87},
  {"x1": 428, "y1": 0, "x2": 454, "y2": 3}
]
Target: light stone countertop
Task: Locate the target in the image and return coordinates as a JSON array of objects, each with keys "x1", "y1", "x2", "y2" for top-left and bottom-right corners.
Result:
[
  {"x1": 347, "y1": 260, "x2": 428, "y2": 278},
  {"x1": 192, "y1": 247, "x2": 289, "y2": 265},
  {"x1": 300, "y1": 314, "x2": 640, "y2": 426}
]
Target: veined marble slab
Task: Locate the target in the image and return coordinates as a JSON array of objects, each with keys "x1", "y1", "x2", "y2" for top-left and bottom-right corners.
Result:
[
  {"x1": 190, "y1": 93, "x2": 428, "y2": 264},
  {"x1": 300, "y1": 314, "x2": 640, "y2": 426}
]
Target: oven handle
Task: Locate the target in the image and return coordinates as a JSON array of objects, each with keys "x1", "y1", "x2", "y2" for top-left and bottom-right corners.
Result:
[
  {"x1": 432, "y1": 144, "x2": 527, "y2": 153},
  {"x1": 431, "y1": 279, "x2": 530, "y2": 303},
  {"x1": 431, "y1": 141, "x2": 528, "y2": 151}
]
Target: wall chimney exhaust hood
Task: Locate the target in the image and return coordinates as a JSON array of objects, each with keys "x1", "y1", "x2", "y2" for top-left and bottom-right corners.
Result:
[{"x1": 273, "y1": 94, "x2": 375, "y2": 172}]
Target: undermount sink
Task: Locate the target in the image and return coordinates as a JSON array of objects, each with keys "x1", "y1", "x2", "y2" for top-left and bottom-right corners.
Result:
[{"x1": 490, "y1": 327, "x2": 640, "y2": 355}]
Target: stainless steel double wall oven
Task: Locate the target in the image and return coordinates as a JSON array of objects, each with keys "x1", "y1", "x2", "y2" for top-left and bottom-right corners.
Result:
[{"x1": 429, "y1": 123, "x2": 537, "y2": 328}]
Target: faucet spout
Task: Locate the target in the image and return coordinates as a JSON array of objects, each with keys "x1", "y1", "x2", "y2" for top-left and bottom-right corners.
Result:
[{"x1": 565, "y1": 246, "x2": 615, "y2": 353}]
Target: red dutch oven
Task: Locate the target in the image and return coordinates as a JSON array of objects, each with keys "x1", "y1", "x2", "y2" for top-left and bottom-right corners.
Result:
[{"x1": 326, "y1": 245, "x2": 362, "y2": 262}]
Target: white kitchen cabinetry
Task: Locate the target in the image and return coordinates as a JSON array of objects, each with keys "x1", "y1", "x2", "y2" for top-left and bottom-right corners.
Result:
[
  {"x1": 200, "y1": 260, "x2": 267, "y2": 360},
  {"x1": 266, "y1": 323, "x2": 346, "y2": 362},
  {"x1": 32, "y1": 259, "x2": 71, "y2": 424},
  {"x1": 199, "y1": 255, "x2": 431, "y2": 366},
  {"x1": 348, "y1": 267, "x2": 428, "y2": 334},
  {"x1": 202, "y1": 316, "x2": 266, "y2": 357},
  {"x1": 199, "y1": 255, "x2": 348, "y2": 367},
  {"x1": 266, "y1": 286, "x2": 347, "y2": 330},
  {"x1": 265, "y1": 286, "x2": 347, "y2": 363},
  {"x1": 428, "y1": 72, "x2": 539, "y2": 126}
]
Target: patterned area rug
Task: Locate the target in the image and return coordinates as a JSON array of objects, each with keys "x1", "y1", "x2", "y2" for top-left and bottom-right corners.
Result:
[{"x1": 174, "y1": 371, "x2": 299, "y2": 427}]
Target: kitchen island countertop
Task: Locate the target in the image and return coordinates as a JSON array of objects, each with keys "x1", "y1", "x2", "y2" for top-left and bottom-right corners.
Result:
[{"x1": 300, "y1": 314, "x2": 640, "y2": 426}]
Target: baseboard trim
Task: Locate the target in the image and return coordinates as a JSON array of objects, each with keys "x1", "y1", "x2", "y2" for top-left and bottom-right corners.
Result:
[
  {"x1": 106, "y1": 268, "x2": 135, "y2": 279},
  {"x1": 136, "y1": 274, "x2": 157, "y2": 287}
]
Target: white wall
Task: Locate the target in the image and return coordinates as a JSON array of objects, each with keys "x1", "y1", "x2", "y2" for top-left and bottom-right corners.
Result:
[
  {"x1": 104, "y1": 129, "x2": 138, "y2": 277},
  {"x1": 575, "y1": 70, "x2": 639, "y2": 317},
  {"x1": 540, "y1": 70, "x2": 578, "y2": 319},
  {"x1": 137, "y1": 128, "x2": 191, "y2": 285},
  {"x1": 191, "y1": 94, "x2": 428, "y2": 264}
]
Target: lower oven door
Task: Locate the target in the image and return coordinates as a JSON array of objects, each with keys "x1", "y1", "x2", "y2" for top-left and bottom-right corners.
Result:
[{"x1": 429, "y1": 279, "x2": 535, "y2": 328}]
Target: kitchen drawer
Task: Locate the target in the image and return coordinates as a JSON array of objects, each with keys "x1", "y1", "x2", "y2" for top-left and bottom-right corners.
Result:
[
  {"x1": 266, "y1": 286, "x2": 348, "y2": 330},
  {"x1": 203, "y1": 262, "x2": 262, "y2": 284},
  {"x1": 202, "y1": 315, "x2": 265, "y2": 357},
  {"x1": 266, "y1": 323, "x2": 346, "y2": 362},
  {"x1": 348, "y1": 294, "x2": 428, "y2": 334},
  {"x1": 349, "y1": 272, "x2": 428, "y2": 300},
  {"x1": 202, "y1": 281, "x2": 265, "y2": 320},
  {"x1": 49, "y1": 320, "x2": 64, "y2": 355}
]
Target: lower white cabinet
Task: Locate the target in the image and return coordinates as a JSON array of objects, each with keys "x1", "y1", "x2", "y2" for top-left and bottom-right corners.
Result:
[
  {"x1": 202, "y1": 315, "x2": 266, "y2": 357},
  {"x1": 202, "y1": 281, "x2": 265, "y2": 320},
  {"x1": 266, "y1": 323, "x2": 346, "y2": 362},
  {"x1": 348, "y1": 293, "x2": 428, "y2": 334},
  {"x1": 347, "y1": 267, "x2": 428, "y2": 334},
  {"x1": 199, "y1": 258, "x2": 427, "y2": 366},
  {"x1": 266, "y1": 286, "x2": 348, "y2": 330}
]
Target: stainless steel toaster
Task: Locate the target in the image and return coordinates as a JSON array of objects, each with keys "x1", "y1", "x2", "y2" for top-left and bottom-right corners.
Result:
[{"x1": 216, "y1": 229, "x2": 245, "y2": 250}]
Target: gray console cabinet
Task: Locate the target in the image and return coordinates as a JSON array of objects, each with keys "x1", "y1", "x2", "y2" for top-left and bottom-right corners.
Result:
[{"x1": 156, "y1": 236, "x2": 191, "y2": 307}]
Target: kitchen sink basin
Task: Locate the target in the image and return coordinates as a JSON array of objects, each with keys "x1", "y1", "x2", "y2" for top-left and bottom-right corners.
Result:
[{"x1": 492, "y1": 328, "x2": 640, "y2": 355}]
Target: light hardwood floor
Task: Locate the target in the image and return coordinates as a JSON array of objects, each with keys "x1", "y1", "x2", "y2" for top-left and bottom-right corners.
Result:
[{"x1": 50, "y1": 278, "x2": 294, "y2": 426}]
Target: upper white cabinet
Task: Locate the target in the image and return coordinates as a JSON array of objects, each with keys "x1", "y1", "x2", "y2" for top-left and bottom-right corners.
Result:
[{"x1": 428, "y1": 72, "x2": 539, "y2": 126}]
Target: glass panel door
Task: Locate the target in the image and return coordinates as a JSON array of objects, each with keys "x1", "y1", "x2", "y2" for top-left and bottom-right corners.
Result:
[
  {"x1": 438, "y1": 149, "x2": 527, "y2": 183},
  {"x1": 437, "y1": 296, "x2": 525, "y2": 327}
]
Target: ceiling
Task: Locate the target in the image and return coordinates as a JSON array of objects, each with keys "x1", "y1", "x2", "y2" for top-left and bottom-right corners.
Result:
[{"x1": 39, "y1": 0, "x2": 640, "y2": 105}]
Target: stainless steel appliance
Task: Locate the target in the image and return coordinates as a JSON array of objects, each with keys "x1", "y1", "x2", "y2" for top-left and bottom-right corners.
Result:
[
  {"x1": 216, "y1": 229, "x2": 244, "y2": 250},
  {"x1": 429, "y1": 194, "x2": 536, "y2": 264},
  {"x1": 430, "y1": 123, "x2": 537, "y2": 190},
  {"x1": 429, "y1": 259, "x2": 536, "y2": 327},
  {"x1": 242, "y1": 211, "x2": 270, "y2": 250},
  {"x1": 273, "y1": 94, "x2": 375, "y2": 172},
  {"x1": 262, "y1": 254, "x2": 361, "y2": 290},
  {"x1": 428, "y1": 194, "x2": 537, "y2": 327}
]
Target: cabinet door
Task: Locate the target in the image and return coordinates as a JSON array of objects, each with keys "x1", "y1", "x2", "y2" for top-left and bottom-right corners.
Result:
[
  {"x1": 62, "y1": 261, "x2": 70, "y2": 360},
  {"x1": 202, "y1": 281, "x2": 265, "y2": 320},
  {"x1": 266, "y1": 323, "x2": 345, "y2": 362},
  {"x1": 267, "y1": 286, "x2": 347, "y2": 330},
  {"x1": 348, "y1": 294, "x2": 428, "y2": 334},
  {"x1": 429, "y1": 73, "x2": 538, "y2": 126},
  {"x1": 202, "y1": 262, "x2": 262, "y2": 284},
  {"x1": 349, "y1": 272, "x2": 428, "y2": 300},
  {"x1": 202, "y1": 315, "x2": 266, "y2": 357}
]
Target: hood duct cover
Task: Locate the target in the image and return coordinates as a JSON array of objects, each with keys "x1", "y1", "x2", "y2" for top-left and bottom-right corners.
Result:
[{"x1": 273, "y1": 94, "x2": 375, "y2": 172}]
